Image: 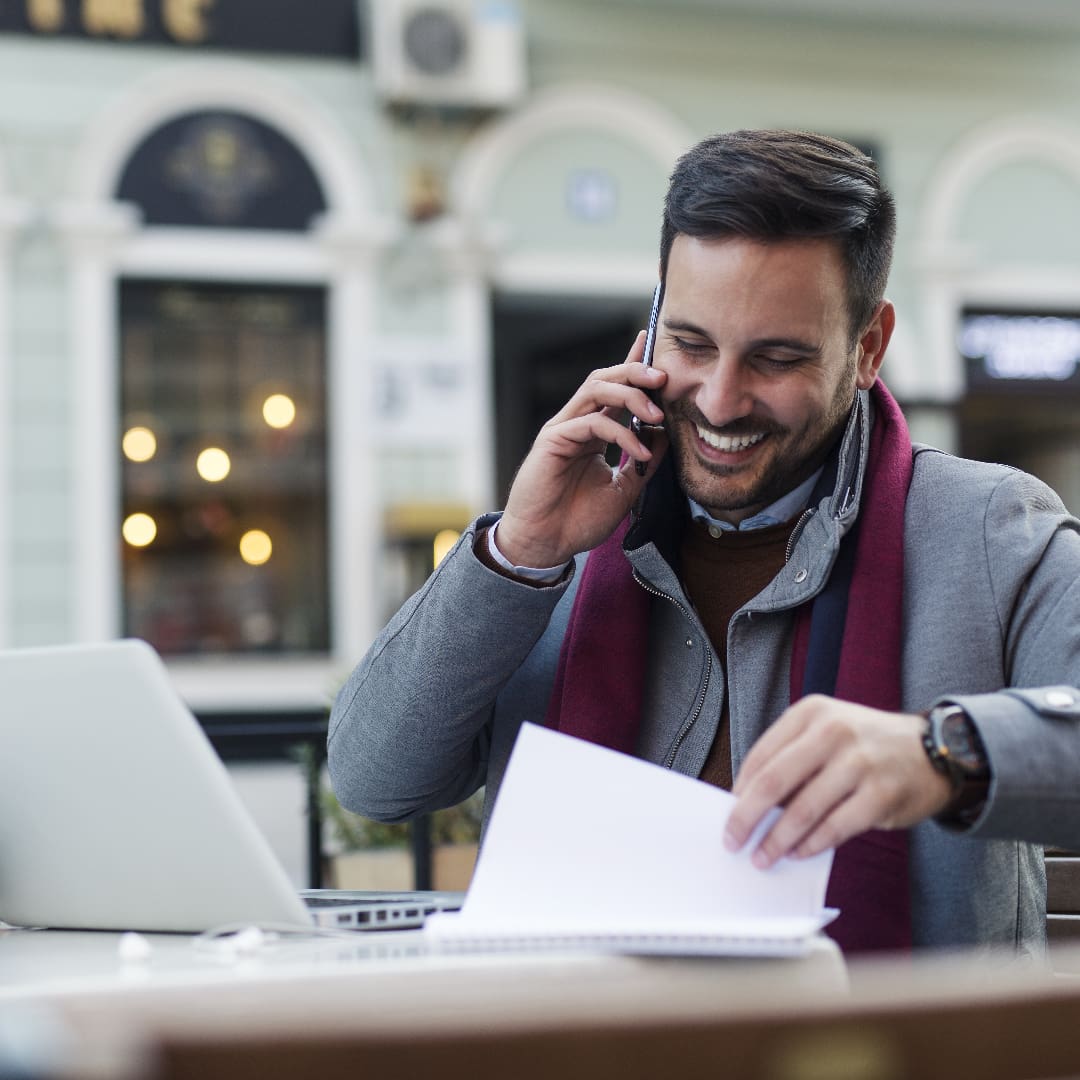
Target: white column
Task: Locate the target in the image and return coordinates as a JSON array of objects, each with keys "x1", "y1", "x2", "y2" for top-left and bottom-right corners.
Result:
[
  {"x1": 0, "y1": 201, "x2": 33, "y2": 648},
  {"x1": 914, "y1": 253, "x2": 976, "y2": 404},
  {"x1": 52, "y1": 202, "x2": 140, "y2": 642},
  {"x1": 314, "y1": 213, "x2": 397, "y2": 662},
  {"x1": 433, "y1": 218, "x2": 500, "y2": 514}
]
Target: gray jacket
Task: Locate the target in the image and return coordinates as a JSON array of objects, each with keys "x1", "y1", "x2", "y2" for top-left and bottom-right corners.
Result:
[{"x1": 328, "y1": 389, "x2": 1080, "y2": 952}]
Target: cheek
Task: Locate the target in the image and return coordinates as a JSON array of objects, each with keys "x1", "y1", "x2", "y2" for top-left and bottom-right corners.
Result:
[
  {"x1": 654, "y1": 363, "x2": 694, "y2": 406},
  {"x1": 770, "y1": 375, "x2": 841, "y2": 426},
  {"x1": 658, "y1": 380, "x2": 684, "y2": 408},
  {"x1": 746, "y1": 385, "x2": 799, "y2": 429}
]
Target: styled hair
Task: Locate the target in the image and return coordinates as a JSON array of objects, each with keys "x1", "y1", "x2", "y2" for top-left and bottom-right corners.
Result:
[{"x1": 660, "y1": 130, "x2": 896, "y2": 341}]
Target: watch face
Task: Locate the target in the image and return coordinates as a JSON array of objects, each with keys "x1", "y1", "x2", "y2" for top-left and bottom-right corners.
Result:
[{"x1": 940, "y1": 710, "x2": 988, "y2": 775}]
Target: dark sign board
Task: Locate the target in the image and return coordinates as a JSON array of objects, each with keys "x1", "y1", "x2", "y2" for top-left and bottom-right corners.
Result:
[
  {"x1": 0, "y1": 0, "x2": 361, "y2": 59},
  {"x1": 960, "y1": 307, "x2": 1080, "y2": 393}
]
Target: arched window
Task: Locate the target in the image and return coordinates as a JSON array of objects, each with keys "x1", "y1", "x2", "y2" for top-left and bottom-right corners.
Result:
[
  {"x1": 115, "y1": 112, "x2": 331, "y2": 658},
  {"x1": 116, "y1": 110, "x2": 327, "y2": 231}
]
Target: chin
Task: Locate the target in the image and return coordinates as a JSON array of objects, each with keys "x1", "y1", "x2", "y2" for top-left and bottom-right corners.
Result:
[
  {"x1": 676, "y1": 459, "x2": 762, "y2": 513},
  {"x1": 681, "y1": 477, "x2": 759, "y2": 517}
]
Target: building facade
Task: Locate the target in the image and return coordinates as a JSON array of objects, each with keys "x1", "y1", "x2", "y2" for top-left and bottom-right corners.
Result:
[{"x1": 4, "y1": 1, "x2": 1080, "y2": 876}]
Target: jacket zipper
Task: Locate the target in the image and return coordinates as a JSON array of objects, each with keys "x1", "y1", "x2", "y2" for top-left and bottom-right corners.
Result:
[
  {"x1": 783, "y1": 398, "x2": 861, "y2": 564},
  {"x1": 785, "y1": 507, "x2": 815, "y2": 563},
  {"x1": 632, "y1": 569, "x2": 713, "y2": 768}
]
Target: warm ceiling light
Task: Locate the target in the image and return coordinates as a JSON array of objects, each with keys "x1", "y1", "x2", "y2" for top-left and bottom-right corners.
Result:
[
  {"x1": 262, "y1": 393, "x2": 297, "y2": 429},
  {"x1": 122, "y1": 513, "x2": 157, "y2": 547},
  {"x1": 239, "y1": 529, "x2": 272, "y2": 566},
  {"x1": 196, "y1": 447, "x2": 231, "y2": 483},
  {"x1": 122, "y1": 426, "x2": 157, "y2": 463}
]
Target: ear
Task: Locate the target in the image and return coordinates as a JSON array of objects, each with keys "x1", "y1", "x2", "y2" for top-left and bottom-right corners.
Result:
[{"x1": 854, "y1": 301, "x2": 895, "y2": 390}]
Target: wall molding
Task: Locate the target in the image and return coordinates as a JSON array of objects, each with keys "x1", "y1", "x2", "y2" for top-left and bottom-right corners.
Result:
[
  {"x1": 453, "y1": 82, "x2": 691, "y2": 224},
  {"x1": 453, "y1": 81, "x2": 692, "y2": 295}
]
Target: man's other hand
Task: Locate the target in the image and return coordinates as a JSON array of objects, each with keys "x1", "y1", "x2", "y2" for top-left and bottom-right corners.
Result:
[
  {"x1": 496, "y1": 331, "x2": 669, "y2": 569},
  {"x1": 723, "y1": 695, "x2": 954, "y2": 868}
]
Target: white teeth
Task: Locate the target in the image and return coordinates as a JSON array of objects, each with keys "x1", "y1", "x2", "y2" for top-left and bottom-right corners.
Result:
[{"x1": 696, "y1": 426, "x2": 766, "y2": 453}]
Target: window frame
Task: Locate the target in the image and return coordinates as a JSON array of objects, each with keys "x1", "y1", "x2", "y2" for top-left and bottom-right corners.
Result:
[{"x1": 61, "y1": 68, "x2": 381, "y2": 711}]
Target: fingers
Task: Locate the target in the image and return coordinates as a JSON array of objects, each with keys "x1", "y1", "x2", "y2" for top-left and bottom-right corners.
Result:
[
  {"x1": 622, "y1": 424, "x2": 670, "y2": 481},
  {"x1": 547, "y1": 333, "x2": 666, "y2": 427},
  {"x1": 725, "y1": 701, "x2": 836, "y2": 863},
  {"x1": 792, "y1": 787, "x2": 884, "y2": 861},
  {"x1": 547, "y1": 368, "x2": 665, "y2": 434},
  {"x1": 625, "y1": 327, "x2": 648, "y2": 364},
  {"x1": 532, "y1": 344, "x2": 667, "y2": 477},
  {"x1": 740, "y1": 757, "x2": 862, "y2": 869},
  {"x1": 732, "y1": 695, "x2": 824, "y2": 794},
  {"x1": 496, "y1": 328, "x2": 670, "y2": 567},
  {"x1": 543, "y1": 409, "x2": 659, "y2": 468},
  {"x1": 724, "y1": 701, "x2": 943, "y2": 869}
]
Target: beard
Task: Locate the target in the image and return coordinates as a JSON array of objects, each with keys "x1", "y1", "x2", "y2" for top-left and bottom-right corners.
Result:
[{"x1": 664, "y1": 383, "x2": 856, "y2": 520}]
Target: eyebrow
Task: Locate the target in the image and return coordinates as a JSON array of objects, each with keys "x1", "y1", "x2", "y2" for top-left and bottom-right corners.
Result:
[{"x1": 662, "y1": 318, "x2": 823, "y2": 357}]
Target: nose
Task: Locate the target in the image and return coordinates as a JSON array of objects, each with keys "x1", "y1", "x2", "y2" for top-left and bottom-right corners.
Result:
[{"x1": 694, "y1": 355, "x2": 754, "y2": 428}]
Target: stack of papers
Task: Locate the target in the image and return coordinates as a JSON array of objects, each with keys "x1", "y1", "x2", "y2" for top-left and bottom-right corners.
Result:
[{"x1": 425, "y1": 724, "x2": 835, "y2": 957}]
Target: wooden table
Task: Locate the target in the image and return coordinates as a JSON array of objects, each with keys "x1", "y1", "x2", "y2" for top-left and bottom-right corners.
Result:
[{"x1": 3, "y1": 927, "x2": 1080, "y2": 1080}]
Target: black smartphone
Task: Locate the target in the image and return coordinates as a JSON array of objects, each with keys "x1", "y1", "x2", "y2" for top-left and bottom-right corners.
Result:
[{"x1": 630, "y1": 281, "x2": 664, "y2": 476}]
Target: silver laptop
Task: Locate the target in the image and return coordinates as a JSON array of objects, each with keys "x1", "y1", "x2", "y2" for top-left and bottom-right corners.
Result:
[{"x1": 0, "y1": 639, "x2": 462, "y2": 934}]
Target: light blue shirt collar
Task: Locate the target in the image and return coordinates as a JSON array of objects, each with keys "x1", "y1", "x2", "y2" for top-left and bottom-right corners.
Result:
[{"x1": 687, "y1": 468, "x2": 823, "y2": 533}]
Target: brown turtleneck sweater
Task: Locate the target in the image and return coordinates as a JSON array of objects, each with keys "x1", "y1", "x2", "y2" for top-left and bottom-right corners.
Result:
[{"x1": 680, "y1": 517, "x2": 798, "y2": 790}]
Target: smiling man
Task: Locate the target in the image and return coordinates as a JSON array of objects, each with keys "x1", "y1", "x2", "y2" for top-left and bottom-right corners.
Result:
[{"x1": 329, "y1": 130, "x2": 1080, "y2": 955}]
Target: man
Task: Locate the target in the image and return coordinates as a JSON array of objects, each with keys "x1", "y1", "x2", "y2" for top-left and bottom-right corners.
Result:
[{"x1": 328, "y1": 130, "x2": 1080, "y2": 953}]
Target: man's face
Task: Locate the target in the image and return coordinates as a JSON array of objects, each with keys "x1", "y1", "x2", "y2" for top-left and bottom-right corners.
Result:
[{"x1": 655, "y1": 235, "x2": 889, "y2": 524}]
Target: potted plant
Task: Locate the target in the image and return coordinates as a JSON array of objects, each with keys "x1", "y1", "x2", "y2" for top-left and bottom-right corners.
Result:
[{"x1": 320, "y1": 785, "x2": 482, "y2": 891}]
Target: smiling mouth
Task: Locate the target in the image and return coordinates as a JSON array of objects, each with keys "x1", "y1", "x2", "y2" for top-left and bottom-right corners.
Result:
[{"x1": 694, "y1": 426, "x2": 767, "y2": 453}]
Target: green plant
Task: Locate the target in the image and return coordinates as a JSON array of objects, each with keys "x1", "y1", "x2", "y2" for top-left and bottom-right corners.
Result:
[{"x1": 290, "y1": 703, "x2": 484, "y2": 857}]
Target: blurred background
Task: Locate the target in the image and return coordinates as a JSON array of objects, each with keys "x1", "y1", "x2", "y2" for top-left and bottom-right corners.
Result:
[{"x1": 3, "y1": 0, "x2": 1080, "y2": 887}]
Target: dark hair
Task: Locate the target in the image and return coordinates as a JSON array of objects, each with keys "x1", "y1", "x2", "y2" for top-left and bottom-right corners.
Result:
[{"x1": 660, "y1": 130, "x2": 896, "y2": 342}]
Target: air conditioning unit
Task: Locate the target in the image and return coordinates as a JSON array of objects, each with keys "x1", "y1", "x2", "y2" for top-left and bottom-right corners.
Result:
[{"x1": 371, "y1": 0, "x2": 526, "y2": 109}]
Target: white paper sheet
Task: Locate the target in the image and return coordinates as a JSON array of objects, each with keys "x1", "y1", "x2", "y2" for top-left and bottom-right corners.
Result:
[{"x1": 425, "y1": 723, "x2": 836, "y2": 956}]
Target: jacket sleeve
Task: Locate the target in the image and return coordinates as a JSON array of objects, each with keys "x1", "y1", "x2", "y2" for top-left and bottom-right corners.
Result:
[
  {"x1": 946, "y1": 469, "x2": 1080, "y2": 848},
  {"x1": 326, "y1": 515, "x2": 575, "y2": 823}
]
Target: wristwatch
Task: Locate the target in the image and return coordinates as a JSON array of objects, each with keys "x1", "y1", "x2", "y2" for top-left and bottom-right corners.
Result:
[{"x1": 921, "y1": 703, "x2": 991, "y2": 823}]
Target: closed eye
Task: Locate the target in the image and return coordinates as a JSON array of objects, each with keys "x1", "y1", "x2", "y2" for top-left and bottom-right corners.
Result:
[
  {"x1": 757, "y1": 353, "x2": 808, "y2": 369},
  {"x1": 672, "y1": 336, "x2": 713, "y2": 354}
]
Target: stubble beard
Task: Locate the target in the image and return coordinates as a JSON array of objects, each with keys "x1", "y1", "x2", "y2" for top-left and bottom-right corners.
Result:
[{"x1": 667, "y1": 383, "x2": 857, "y2": 520}]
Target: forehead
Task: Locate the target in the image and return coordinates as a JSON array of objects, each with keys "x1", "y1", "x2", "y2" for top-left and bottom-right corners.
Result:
[{"x1": 664, "y1": 235, "x2": 849, "y2": 335}]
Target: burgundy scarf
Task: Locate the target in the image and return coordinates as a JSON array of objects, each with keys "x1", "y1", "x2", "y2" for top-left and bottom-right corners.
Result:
[{"x1": 544, "y1": 381, "x2": 913, "y2": 955}]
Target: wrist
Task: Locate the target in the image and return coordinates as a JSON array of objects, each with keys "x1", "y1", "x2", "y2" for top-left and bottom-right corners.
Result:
[
  {"x1": 484, "y1": 521, "x2": 570, "y2": 585},
  {"x1": 493, "y1": 516, "x2": 570, "y2": 573},
  {"x1": 921, "y1": 703, "x2": 991, "y2": 826}
]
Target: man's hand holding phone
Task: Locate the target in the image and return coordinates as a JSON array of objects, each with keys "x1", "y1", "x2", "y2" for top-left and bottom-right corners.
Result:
[{"x1": 496, "y1": 330, "x2": 668, "y2": 570}]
